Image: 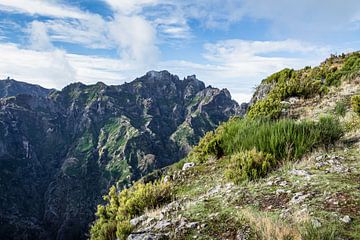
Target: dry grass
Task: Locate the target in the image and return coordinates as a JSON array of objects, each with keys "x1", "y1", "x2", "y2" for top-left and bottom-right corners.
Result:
[{"x1": 241, "y1": 208, "x2": 301, "y2": 240}]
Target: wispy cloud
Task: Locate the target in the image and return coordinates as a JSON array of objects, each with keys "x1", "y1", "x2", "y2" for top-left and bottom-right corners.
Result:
[
  {"x1": 0, "y1": 43, "x2": 143, "y2": 89},
  {"x1": 0, "y1": 0, "x2": 89, "y2": 19}
]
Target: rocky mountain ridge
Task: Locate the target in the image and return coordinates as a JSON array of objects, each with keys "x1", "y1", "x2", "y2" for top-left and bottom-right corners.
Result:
[{"x1": 0, "y1": 70, "x2": 240, "y2": 240}]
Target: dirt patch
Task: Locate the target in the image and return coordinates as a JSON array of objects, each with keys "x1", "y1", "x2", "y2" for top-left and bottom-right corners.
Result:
[
  {"x1": 324, "y1": 192, "x2": 360, "y2": 216},
  {"x1": 259, "y1": 193, "x2": 290, "y2": 211}
]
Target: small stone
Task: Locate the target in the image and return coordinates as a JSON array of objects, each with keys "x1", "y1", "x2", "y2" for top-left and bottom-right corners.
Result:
[
  {"x1": 276, "y1": 189, "x2": 286, "y2": 195},
  {"x1": 315, "y1": 155, "x2": 324, "y2": 161},
  {"x1": 279, "y1": 181, "x2": 288, "y2": 187},
  {"x1": 182, "y1": 162, "x2": 195, "y2": 171},
  {"x1": 311, "y1": 219, "x2": 322, "y2": 228},
  {"x1": 340, "y1": 215, "x2": 351, "y2": 224},
  {"x1": 290, "y1": 192, "x2": 310, "y2": 204},
  {"x1": 289, "y1": 169, "x2": 310, "y2": 177}
]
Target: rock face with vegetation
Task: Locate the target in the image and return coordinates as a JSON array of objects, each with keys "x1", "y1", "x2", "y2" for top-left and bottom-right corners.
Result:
[
  {"x1": 0, "y1": 70, "x2": 240, "y2": 240},
  {"x1": 91, "y1": 52, "x2": 360, "y2": 240}
]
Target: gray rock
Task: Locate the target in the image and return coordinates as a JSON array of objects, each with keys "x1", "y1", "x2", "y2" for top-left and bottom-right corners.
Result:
[
  {"x1": 127, "y1": 233, "x2": 168, "y2": 240},
  {"x1": 340, "y1": 215, "x2": 351, "y2": 224},
  {"x1": 182, "y1": 162, "x2": 195, "y2": 171},
  {"x1": 130, "y1": 215, "x2": 148, "y2": 226},
  {"x1": 154, "y1": 220, "x2": 172, "y2": 230},
  {"x1": 290, "y1": 192, "x2": 310, "y2": 204},
  {"x1": 289, "y1": 169, "x2": 310, "y2": 177}
]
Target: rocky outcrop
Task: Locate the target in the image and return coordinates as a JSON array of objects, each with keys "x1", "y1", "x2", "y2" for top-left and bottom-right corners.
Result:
[{"x1": 0, "y1": 71, "x2": 240, "y2": 240}]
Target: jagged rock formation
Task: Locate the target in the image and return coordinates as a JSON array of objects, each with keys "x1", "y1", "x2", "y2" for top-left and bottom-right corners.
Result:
[
  {"x1": 0, "y1": 71, "x2": 240, "y2": 240},
  {"x1": 0, "y1": 78, "x2": 52, "y2": 98}
]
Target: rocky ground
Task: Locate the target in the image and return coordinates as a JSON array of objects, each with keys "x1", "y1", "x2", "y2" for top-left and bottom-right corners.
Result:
[{"x1": 126, "y1": 79, "x2": 360, "y2": 240}]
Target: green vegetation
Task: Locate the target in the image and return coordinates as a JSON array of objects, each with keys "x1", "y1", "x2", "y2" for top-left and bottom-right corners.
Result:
[
  {"x1": 182, "y1": 115, "x2": 342, "y2": 185},
  {"x1": 334, "y1": 100, "x2": 347, "y2": 117},
  {"x1": 351, "y1": 95, "x2": 360, "y2": 115},
  {"x1": 225, "y1": 149, "x2": 275, "y2": 183},
  {"x1": 248, "y1": 52, "x2": 360, "y2": 119},
  {"x1": 90, "y1": 181, "x2": 172, "y2": 240}
]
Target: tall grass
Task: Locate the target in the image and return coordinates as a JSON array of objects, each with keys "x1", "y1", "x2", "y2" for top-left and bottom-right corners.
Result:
[{"x1": 220, "y1": 116, "x2": 342, "y2": 161}]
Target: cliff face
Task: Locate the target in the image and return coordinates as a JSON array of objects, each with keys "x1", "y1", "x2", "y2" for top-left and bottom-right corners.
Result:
[{"x1": 0, "y1": 71, "x2": 240, "y2": 240}]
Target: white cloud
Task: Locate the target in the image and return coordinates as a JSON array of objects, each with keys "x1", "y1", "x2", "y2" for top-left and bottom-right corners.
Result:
[
  {"x1": 104, "y1": 0, "x2": 159, "y2": 15},
  {"x1": 0, "y1": 43, "x2": 75, "y2": 88},
  {"x1": 45, "y1": 16, "x2": 112, "y2": 49},
  {"x1": 29, "y1": 21, "x2": 54, "y2": 51},
  {"x1": 0, "y1": 0, "x2": 89, "y2": 19},
  {"x1": 108, "y1": 14, "x2": 159, "y2": 64}
]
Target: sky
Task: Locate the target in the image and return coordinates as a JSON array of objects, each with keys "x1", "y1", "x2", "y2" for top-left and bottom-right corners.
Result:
[{"x1": 0, "y1": 0, "x2": 359, "y2": 103}]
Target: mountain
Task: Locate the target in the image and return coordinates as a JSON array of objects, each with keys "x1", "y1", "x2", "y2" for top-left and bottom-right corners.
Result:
[
  {"x1": 0, "y1": 70, "x2": 240, "y2": 240},
  {"x1": 0, "y1": 78, "x2": 51, "y2": 98},
  {"x1": 90, "y1": 52, "x2": 360, "y2": 240}
]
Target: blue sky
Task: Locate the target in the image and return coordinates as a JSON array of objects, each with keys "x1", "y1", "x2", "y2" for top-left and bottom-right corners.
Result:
[{"x1": 0, "y1": 0, "x2": 359, "y2": 102}]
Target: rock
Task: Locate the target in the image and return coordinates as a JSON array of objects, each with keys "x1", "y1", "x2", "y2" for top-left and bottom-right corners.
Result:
[
  {"x1": 290, "y1": 192, "x2": 310, "y2": 205},
  {"x1": 276, "y1": 189, "x2": 286, "y2": 195},
  {"x1": 311, "y1": 219, "x2": 322, "y2": 228},
  {"x1": 130, "y1": 215, "x2": 148, "y2": 226},
  {"x1": 163, "y1": 175, "x2": 173, "y2": 183},
  {"x1": 279, "y1": 181, "x2": 288, "y2": 187},
  {"x1": 315, "y1": 155, "x2": 324, "y2": 161},
  {"x1": 185, "y1": 222, "x2": 198, "y2": 229},
  {"x1": 182, "y1": 162, "x2": 195, "y2": 171},
  {"x1": 340, "y1": 215, "x2": 351, "y2": 224},
  {"x1": 154, "y1": 220, "x2": 172, "y2": 230},
  {"x1": 288, "y1": 97, "x2": 299, "y2": 104},
  {"x1": 236, "y1": 229, "x2": 246, "y2": 240},
  {"x1": 127, "y1": 233, "x2": 168, "y2": 240},
  {"x1": 289, "y1": 169, "x2": 310, "y2": 177}
]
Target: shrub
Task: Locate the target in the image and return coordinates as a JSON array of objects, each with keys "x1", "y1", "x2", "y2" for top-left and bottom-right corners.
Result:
[
  {"x1": 90, "y1": 181, "x2": 172, "y2": 240},
  {"x1": 247, "y1": 97, "x2": 282, "y2": 120},
  {"x1": 188, "y1": 128, "x2": 224, "y2": 163},
  {"x1": 316, "y1": 115, "x2": 343, "y2": 146},
  {"x1": 225, "y1": 149, "x2": 275, "y2": 184},
  {"x1": 351, "y1": 95, "x2": 360, "y2": 115},
  {"x1": 334, "y1": 101, "x2": 347, "y2": 117},
  {"x1": 220, "y1": 117, "x2": 342, "y2": 161}
]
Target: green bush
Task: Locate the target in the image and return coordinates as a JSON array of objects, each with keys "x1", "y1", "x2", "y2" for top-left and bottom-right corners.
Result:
[
  {"x1": 247, "y1": 97, "x2": 282, "y2": 120},
  {"x1": 188, "y1": 129, "x2": 224, "y2": 163},
  {"x1": 225, "y1": 149, "x2": 275, "y2": 184},
  {"x1": 334, "y1": 101, "x2": 347, "y2": 117},
  {"x1": 351, "y1": 95, "x2": 360, "y2": 115},
  {"x1": 90, "y1": 181, "x2": 172, "y2": 240},
  {"x1": 316, "y1": 115, "x2": 343, "y2": 146}
]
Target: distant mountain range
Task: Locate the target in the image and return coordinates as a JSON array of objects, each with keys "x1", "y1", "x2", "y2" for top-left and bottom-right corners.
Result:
[{"x1": 0, "y1": 71, "x2": 241, "y2": 240}]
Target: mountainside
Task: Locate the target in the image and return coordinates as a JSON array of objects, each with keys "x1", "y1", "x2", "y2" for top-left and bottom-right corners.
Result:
[
  {"x1": 90, "y1": 52, "x2": 360, "y2": 240},
  {"x1": 0, "y1": 78, "x2": 51, "y2": 98},
  {"x1": 0, "y1": 71, "x2": 240, "y2": 240}
]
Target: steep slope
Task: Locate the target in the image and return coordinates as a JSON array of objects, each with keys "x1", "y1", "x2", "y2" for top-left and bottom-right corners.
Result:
[
  {"x1": 0, "y1": 71, "x2": 240, "y2": 240},
  {"x1": 0, "y1": 78, "x2": 51, "y2": 98},
  {"x1": 91, "y1": 52, "x2": 360, "y2": 240}
]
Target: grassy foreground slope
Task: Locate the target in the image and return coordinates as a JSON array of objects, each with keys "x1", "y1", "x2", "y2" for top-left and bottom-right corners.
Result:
[{"x1": 90, "y1": 52, "x2": 360, "y2": 240}]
